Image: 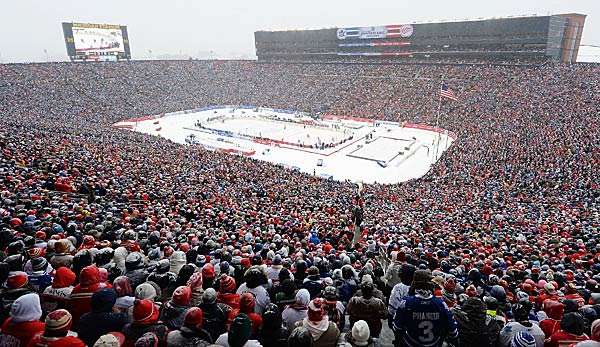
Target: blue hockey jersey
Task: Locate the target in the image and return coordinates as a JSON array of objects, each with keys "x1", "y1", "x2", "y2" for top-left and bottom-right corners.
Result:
[{"x1": 393, "y1": 294, "x2": 459, "y2": 347}]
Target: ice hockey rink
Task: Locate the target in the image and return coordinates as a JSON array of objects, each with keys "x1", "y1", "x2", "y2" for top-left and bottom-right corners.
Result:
[{"x1": 114, "y1": 106, "x2": 455, "y2": 184}]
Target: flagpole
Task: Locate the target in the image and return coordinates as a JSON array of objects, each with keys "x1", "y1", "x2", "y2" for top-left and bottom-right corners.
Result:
[{"x1": 434, "y1": 75, "x2": 444, "y2": 163}]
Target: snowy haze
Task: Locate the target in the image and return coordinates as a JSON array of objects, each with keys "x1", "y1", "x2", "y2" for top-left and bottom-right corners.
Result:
[{"x1": 0, "y1": 0, "x2": 599, "y2": 63}]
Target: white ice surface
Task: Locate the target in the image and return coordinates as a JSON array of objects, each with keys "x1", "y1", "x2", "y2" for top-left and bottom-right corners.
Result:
[{"x1": 118, "y1": 107, "x2": 454, "y2": 184}]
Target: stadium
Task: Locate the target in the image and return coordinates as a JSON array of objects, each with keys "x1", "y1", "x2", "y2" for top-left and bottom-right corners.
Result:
[{"x1": 0, "y1": 9, "x2": 599, "y2": 347}]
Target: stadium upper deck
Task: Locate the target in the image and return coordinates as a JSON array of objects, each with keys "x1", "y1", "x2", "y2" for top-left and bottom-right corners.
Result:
[{"x1": 255, "y1": 13, "x2": 586, "y2": 64}]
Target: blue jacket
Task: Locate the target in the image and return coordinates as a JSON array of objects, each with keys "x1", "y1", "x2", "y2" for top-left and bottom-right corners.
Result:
[{"x1": 393, "y1": 293, "x2": 459, "y2": 347}]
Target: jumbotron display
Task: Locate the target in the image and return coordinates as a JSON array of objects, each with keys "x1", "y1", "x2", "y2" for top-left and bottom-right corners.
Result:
[
  {"x1": 255, "y1": 13, "x2": 586, "y2": 63},
  {"x1": 62, "y1": 22, "x2": 131, "y2": 61}
]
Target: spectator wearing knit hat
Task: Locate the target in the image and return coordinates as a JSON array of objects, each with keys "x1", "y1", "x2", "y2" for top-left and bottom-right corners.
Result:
[
  {"x1": 202, "y1": 263, "x2": 216, "y2": 290},
  {"x1": 159, "y1": 285, "x2": 192, "y2": 330},
  {"x1": 452, "y1": 297, "x2": 502, "y2": 346},
  {"x1": 113, "y1": 276, "x2": 135, "y2": 314},
  {"x1": 187, "y1": 271, "x2": 205, "y2": 307},
  {"x1": 67, "y1": 265, "x2": 102, "y2": 328},
  {"x1": 50, "y1": 240, "x2": 73, "y2": 270},
  {"x1": 93, "y1": 332, "x2": 126, "y2": 347},
  {"x1": 200, "y1": 288, "x2": 231, "y2": 342},
  {"x1": 0, "y1": 293, "x2": 45, "y2": 346},
  {"x1": 231, "y1": 292, "x2": 263, "y2": 335},
  {"x1": 393, "y1": 269, "x2": 459, "y2": 347},
  {"x1": 217, "y1": 274, "x2": 241, "y2": 312},
  {"x1": 498, "y1": 301, "x2": 544, "y2": 347},
  {"x1": 0, "y1": 271, "x2": 35, "y2": 322},
  {"x1": 28, "y1": 309, "x2": 85, "y2": 347},
  {"x1": 166, "y1": 307, "x2": 212, "y2": 346},
  {"x1": 297, "y1": 298, "x2": 340, "y2": 347},
  {"x1": 215, "y1": 313, "x2": 262, "y2": 347},
  {"x1": 342, "y1": 320, "x2": 373, "y2": 347},
  {"x1": 122, "y1": 299, "x2": 168, "y2": 347},
  {"x1": 78, "y1": 288, "x2": 129, "y2": 346},
  {"x1": 257, "y1": 303, "x2": 289, "y2": 347},
  {"x1": 42, "y1": 267, "x2": 76, "y2": 314}
]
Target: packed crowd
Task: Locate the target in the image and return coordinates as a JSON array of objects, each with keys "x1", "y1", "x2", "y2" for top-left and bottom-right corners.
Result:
[{"x1": 0, "y1": 60, "x2": 599, "y2": 347}]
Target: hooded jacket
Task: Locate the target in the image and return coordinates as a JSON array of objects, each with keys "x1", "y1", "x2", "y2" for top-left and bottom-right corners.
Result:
[
  {"x1": 67, "y1": 265, "x2": 101, "y2": 328},
  {"x1": 42, "y1": 267, "x2": 76, "y2": 313},
  {"x1": 0, "y1": 293, "x2": 45, "y2": 347},
  {"x1": 539, "y1": 300, "x2": 564, "y2": 338},
  {"x1": 346, "y1": 290, "x2": 386, "y2": 338},
  {"x1": 282, "y1": 289, "x2": 310, "y2": 332},
  {"x1": 453, "y1": 297, "x2": 502, "y2": 347}
]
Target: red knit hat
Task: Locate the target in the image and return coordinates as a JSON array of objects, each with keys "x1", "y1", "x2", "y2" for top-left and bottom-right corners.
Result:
[
  {"x1": 172, "y1": 286, "x2": 192, "y2": 306},
  {"x1": 133, "y1": 299, "x2": 159, "y2": 324},
  {"x1": 202, "y1": 263, "x2": 215, "y2": 279},
  {"x1": 240, "y1": 293, "x2": 256, "y2": 313},
  {"x1": 465, "y1": 285, "x2": 477, "y2": 297},
  {"x1": 184, "y1": 307, "x2": 204, "y2": 329},
  {"x1": 308, "y1": 298, "x2": 325, "y2": 322},
  {"x1": 219, "y1": 275, "x2": 236, "y2": 293},
  {"x1": 179, "y1": 243, "x2": 190, "y2": 253},
  {"x1": 45, "y1": 309, "x2": 72, "y2": 335},
  {"x1": 240, "y1": 258, "x2": 251, "y2": 268},
  {"x1": 7, "y1": 271, "x2": 28, "y2": 289}
]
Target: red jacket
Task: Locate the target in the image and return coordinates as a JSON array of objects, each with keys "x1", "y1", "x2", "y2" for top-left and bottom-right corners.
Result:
[
  {"x1": 67, "y1": 266, "x2": 101, "y2": 327},
  {"x1": 546, "y1": 331, "x2": 589, "y2": 347},
  {"x1": 0, "y1": 318, "x2": 45, "y2": 347},
  {"x1": 27, "y1": 334, "x2": 86, "y2": 347},
  {"x1": 217, "y1": 293, "x2": 240, "y2": 310}
]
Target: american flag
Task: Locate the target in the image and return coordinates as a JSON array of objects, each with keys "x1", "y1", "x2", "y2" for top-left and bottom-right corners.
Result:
[{"x1": 440, "y1": 83, "x2": 458, "y2": 101}]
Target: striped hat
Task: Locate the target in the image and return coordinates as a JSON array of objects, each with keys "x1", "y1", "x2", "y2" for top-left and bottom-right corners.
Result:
[
  {"x1": 45, "y1": 309, "x2": 72, "y2": 335},
  {"x1": 511, "y1": 331, "x2": 536, "y2": 347}
]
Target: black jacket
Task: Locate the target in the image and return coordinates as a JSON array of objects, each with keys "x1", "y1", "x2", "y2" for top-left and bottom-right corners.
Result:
[
  {"x1": 78, "y1": 311, "x2": 129, "y2": 346},
  {"x1": 453, "y1": 298, "x2": 501, "y2": 347}
]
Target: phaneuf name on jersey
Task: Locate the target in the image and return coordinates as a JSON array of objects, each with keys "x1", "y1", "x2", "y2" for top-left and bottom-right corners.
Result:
[{"x1": 412, "y1": 312, "x2": 440, "y2": 320}]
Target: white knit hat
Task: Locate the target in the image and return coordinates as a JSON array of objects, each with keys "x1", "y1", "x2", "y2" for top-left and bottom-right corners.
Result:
[{"x1": 351, "y1": 320, "x2": 370, "y2": 346}]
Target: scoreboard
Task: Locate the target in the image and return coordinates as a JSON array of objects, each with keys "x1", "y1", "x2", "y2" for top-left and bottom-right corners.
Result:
[{"x1": 62, "y1": 22, "x2": 131, "y2": 61}]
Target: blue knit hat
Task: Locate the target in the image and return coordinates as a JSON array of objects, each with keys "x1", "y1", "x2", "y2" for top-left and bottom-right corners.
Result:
[{"x1": 511, "y1": 331, "x2": 536, "y2": 347}]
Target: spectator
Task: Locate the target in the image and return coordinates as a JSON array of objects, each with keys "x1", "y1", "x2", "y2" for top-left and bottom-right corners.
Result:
[
  {"x1": 0, "y1": 293, "x2": 45, "y2": 346},
  {"x1": 158, "y1": 285, "x2": 191, "y2": 330},
  {"x1": 393, "y1": 270, "x2": 458, "y2": 347},
  {"x1": 546, "y1": 312, "x2": 590, "y2": 347},
  {"x1": 342, "y1": 320, "x2": 373, "y2": 347},
  {"x1": 166, "y1": 307, "x2": 212, "y2": 346},
  {"x1": 453, "y1": 297, "x2": 502, "y2": 346},
  {"x1": 78, "y1": 288, "x2": 129, "y2": 346},
  {"x1": 347, "y1": 280, "x2": 386, "y2": 338},
  {"x1": 200, "y1": 288, "x2": 231, "y2": 342},
  {"x1": 42, "y1": 267, "x2": 76, "y2": 314},
  {"x1": 122, "y1": 299, "x2": 168, "y2": 347},
  {"x1": 298, "y1": 298, "x2": 340, "y2": 347},
  {"x1": 28, "y1": 309, "x2": 86, "y2": 347},
  {"x1": 257, "y1": 304, "x2": 290, "y2": 347},
  {"x1": 215, "y1": 313, "x2": 263, "y2": 347},
  {"x1": 282, "y1": 289, "x2": 310, "y2": 332},
  {"x1": 498, "y1": 301, "x2": 544, "y2": 347}
]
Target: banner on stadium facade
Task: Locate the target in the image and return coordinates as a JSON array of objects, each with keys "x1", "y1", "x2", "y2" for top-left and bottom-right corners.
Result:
[{"x1": 336, "y1": 24, "x2": 413, "y2": 40}]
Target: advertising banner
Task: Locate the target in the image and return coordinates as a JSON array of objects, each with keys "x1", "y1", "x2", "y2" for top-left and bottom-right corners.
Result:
[{"x1": 337, "y1": 24, "x2": 414, "y2": 40}]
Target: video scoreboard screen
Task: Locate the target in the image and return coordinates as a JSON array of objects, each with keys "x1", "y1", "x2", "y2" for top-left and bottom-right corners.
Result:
[{"x1": 62, "y1": 22, "x2": 131, "y2": 61}]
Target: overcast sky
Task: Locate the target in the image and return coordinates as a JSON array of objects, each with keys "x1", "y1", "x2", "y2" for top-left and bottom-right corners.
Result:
[{"x1": 0, "y1": 0, "x2": 598, "y2": 62}]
